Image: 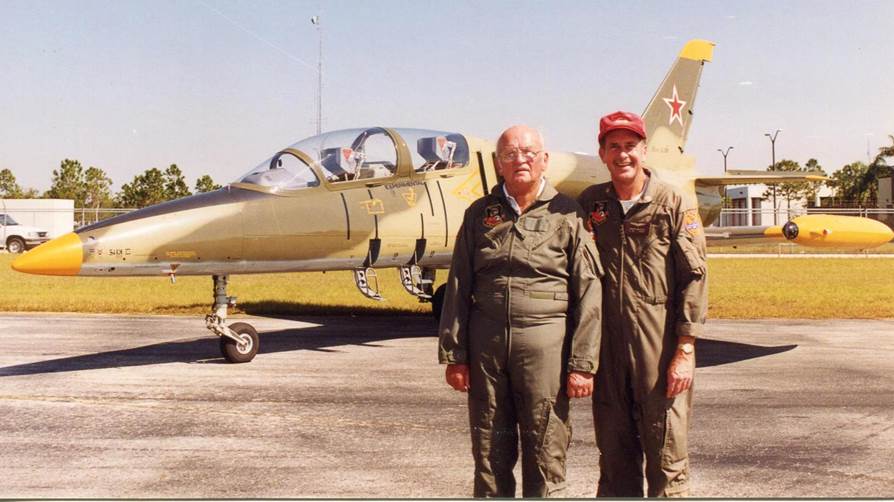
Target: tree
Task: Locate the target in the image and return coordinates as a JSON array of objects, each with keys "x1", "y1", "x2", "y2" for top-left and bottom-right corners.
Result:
[
  {"x1": 829, "y1": 161, "x2": 874, "y2": 207},
  {"x1": 163, "y1": 164, "x2": 191, "y2": 200},
  {"x1": 83, "y1": 166, "x2": 114, "y2": 214},
  {"x1": 194, "y1": 174, "x2": 222, "y2": 193},
  {"x1": 19, "y1": 187, "x2": 40, "y2": 198},
  {"x1": 0, "y1": 168, "x2": 24, "y2": 198},
  {"x1": 848, "y1": 135, "x2": 894, "y2": 204},
  {"x1": 803, "y1": 158, "x2": 828, "y2": 207},
  {"x1": 116, "y1": 165, "x2": 196, "y2": 208},
  {"x1": 117, "y1": 168, "x2": 166, "y2": 208},
  {"x1": 763, "y1": 159, "x2": 809, "y2": 216},
  {"x1": 45, "y1": 159, "x2": 86, "y2": 205}
]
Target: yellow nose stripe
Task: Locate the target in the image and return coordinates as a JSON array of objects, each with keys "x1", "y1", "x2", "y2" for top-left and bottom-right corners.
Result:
[{"x1": 11, "y1": 232, "x2": 83, "y2": 276}]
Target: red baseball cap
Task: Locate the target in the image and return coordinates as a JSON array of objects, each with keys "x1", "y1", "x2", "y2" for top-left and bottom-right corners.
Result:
[{"x1": 598, "y1": 110, "x2": 646, "y2": 144}]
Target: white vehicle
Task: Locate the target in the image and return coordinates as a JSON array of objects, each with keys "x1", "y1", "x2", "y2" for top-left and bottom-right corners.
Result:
[{"x1": 1, "y1": 213, "x2": 50, "y2": 253}]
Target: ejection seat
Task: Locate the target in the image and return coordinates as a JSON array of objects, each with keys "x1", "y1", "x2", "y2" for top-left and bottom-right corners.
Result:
[
  {"x1": 320, "y1": 147, "x2": 362, "y2": 182},
  {"x1": 417, "y1": 135, "x2": 458, "y2": 171}
]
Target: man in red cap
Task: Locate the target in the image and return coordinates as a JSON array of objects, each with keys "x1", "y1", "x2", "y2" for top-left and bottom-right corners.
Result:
[{"x1": 578, "y1": 111, "x2": 708, "y2": 497}]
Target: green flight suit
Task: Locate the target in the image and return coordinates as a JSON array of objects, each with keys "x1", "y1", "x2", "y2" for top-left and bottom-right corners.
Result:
[
  {"x1": 578, "y1": 171, "x2": 708, "y2": 497},
  {"x1": 439, "y1": 181, "x2": 603, "y2": 498}
]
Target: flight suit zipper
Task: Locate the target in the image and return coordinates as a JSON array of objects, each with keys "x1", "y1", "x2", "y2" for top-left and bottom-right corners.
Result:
[{"x1": 505, "y1": 204, "x2": 518, "y2": 364}]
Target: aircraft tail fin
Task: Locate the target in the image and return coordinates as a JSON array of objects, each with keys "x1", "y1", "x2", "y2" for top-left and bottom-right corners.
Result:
[{"x1": 641, "y1": 39, "x2": 714, "y2": 170}]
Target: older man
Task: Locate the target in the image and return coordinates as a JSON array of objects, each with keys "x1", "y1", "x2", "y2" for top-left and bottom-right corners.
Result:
[
  {"x1": 438, "y1": 125, "x2": 603, "y2": 497},
  {"x1": 578, "y1": 111, "x2": 708, "y2": 497}
]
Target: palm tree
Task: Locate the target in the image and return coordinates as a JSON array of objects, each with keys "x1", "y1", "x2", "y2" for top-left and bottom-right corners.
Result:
[{"x1": 848, "y1": 135, "x2": 894, "y2": 204}]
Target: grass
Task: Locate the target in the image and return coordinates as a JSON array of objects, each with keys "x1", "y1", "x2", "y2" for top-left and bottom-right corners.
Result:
[
  {"x1": 707, "y1": 258, "x2": 894, "y2": 318},
  {"x1": 1, "y1": 254, "x2": 892, "y2": 319},
  {"x1": 708, "y1": 241, "x2": 894, "y2": 254},
  {"x1": 0, "y1": 254, "x2": 438, "y2": 316}
]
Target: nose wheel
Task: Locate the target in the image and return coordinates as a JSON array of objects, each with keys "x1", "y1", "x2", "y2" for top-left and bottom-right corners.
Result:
[
  {"x1": 218, "y1": 322, "x2": 259, "y2": 363},
  {"x1": 206, "y1": 274, "x2": 260, "y2": 363}
]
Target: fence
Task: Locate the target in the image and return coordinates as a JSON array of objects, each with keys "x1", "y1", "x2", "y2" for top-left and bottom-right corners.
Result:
[
  {"x1": 74, "y1": 208, "x2": 137, "y2": 228},
  {"x1": 716, "y1": 207, "x2": 894, "y2": 227}
]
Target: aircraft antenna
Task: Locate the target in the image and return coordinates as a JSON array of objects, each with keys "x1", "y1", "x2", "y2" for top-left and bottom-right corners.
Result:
[{"x1": 311, "y1": 14, "x2": 323, "y2": 135}]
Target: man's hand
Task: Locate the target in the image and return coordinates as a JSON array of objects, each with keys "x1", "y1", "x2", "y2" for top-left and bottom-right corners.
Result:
[
  {"x1": 666, "y1": 349, "x2": 695, "y2": 398},
  {"x1": 566, "y1": 371, "x2": 594, "y2": 398},
  {"x1": 445, "y1": 363, "x2": 470, "y2": 392}
]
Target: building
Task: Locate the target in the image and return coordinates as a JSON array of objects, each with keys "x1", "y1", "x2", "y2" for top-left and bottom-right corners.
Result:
[
  {"x1": 878, "y1": 174, "x2": 893, "y2": 226},
  {"x1": 0, "y1": 199, "x2": 75, "y2": 238}
]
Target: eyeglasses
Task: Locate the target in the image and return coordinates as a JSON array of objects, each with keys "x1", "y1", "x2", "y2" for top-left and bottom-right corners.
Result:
[{"x1": 498, "y1": 149, "x2": 543, "y2": 162}]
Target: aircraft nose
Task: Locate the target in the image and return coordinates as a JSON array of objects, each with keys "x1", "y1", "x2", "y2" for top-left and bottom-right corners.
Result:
[{"x1": 11, "y1": 232, "x2": 84, "y2": 276}]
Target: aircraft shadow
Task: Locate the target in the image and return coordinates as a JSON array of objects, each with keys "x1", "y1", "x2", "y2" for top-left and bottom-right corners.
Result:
[
  {"x1": 0, "y1": 316, "x2": 437, "y2": 377},
  {"x1": 0, "y1": 321, "x2": 795, "y2": 377},
  {"x1": 696, "y1": 338, "x2": 797, "y2": 368},
  {"x1": 153, "y1": 301, "x2": 433, "y2": 318}
]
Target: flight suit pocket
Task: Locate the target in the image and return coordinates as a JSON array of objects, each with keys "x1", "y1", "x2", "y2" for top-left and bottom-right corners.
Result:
[
  {"x1": 536, "y1": 400, "x2": 570, "y2": 484},
  {"x1": 580, "y1": 238, "x2": 604, "y2": 279},
  {"x1": 661, "y1": 399, "x2": 691, "y2": 495},
  {"x1": 472, "y1": 228, "x2": 505, "y2": 267},
  {"x1": 526, "y1": 218, "x2": 566, "y2": 252},
  {"x1": 636, "y1": 214, "x2": 670, "y2": 260},
  {"x1": 673, "y1": 235, "x2": 706, "y2": 277}
]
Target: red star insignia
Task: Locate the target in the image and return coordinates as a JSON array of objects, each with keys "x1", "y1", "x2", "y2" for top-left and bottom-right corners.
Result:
[{"x1": 662, "y1": 84, "x2": 687, "y2": 126}]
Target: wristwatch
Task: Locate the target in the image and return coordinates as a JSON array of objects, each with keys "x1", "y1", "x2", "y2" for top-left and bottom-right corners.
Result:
[{"x1": 678, "y1": 342, "x2": 694, "y2": 355}]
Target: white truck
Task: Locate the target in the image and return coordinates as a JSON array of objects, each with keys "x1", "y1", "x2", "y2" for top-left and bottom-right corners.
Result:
[{"x1": 1, "y1": 213, "x2": 50, "y2": 253}]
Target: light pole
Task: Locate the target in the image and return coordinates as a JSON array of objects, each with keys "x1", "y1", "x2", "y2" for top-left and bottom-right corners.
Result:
[
  {"x1": 765, "y1": 129, "x2": 781, "y2": 224},
  {"x1": 717, "y1": 146, "x2": 733, "y2": 172},
  {"x1": 717, "y1": 146, "x2": 733, "y2": 224},
  {"x1": 311, "y1": 15, "x2": 322, "y2": 136}
]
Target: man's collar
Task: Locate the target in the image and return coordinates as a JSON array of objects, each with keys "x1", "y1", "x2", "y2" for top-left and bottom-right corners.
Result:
[
  {"x1": 500, "y1": 178, "x2": 554, "y2": 214},
  {"x1": 605, "y1": 168, "x2": 655, "y2": 203}
]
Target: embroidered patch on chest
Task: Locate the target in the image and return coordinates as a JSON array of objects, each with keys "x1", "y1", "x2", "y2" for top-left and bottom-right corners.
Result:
[
  {"x1": 483, "y1": 204, "x2": 505, "y2": 228},
  {"x1": 589, "y1": 201, "x2": 608, "y2": 228},
  {"x1": 624, "y1": 220, "x2": 651, "y2": 235}
]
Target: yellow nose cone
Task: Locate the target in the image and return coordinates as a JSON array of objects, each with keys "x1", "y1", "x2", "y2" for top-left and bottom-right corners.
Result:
[{"x1": 11, "y1": 232, "x2": 83, "y2": 275}]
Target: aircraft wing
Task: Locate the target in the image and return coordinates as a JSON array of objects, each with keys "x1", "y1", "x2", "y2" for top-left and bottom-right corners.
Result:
[{"x1": 696, "y1": 170, "x2": 827, "y2": 187}]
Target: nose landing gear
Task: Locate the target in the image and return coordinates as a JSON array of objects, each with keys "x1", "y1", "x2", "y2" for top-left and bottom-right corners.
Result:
[{"x1": 206, "y1": 274, "x2": 259, "y2": 363}]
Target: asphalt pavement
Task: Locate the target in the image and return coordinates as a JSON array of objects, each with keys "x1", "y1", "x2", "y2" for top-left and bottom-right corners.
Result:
[{"x1": 0, "y1": 313, "x2": 892, "y2": 498}]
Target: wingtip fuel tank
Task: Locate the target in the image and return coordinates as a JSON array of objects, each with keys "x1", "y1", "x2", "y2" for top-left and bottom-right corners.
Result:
[{"x1": 766, "y1": 215, "x2": 894, "y2": 249}]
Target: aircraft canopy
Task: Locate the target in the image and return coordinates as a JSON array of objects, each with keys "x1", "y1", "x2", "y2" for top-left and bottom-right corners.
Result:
[{"x1": 236, "y1": 127, "x2": 470, "y2": 191}]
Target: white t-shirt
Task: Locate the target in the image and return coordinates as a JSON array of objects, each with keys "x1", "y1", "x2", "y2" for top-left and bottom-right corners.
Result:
[
  {"x1": 618, "y1": 177, "x2": 649, "y2": 215},
  {"x1": 502, "y1": 178, "x2": 546, "y2": 215}
]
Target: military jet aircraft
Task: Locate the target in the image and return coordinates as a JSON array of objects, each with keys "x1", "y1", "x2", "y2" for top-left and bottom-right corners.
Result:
[{"x1": 13, "y1": 39, "x2": 893, "y2": 363}]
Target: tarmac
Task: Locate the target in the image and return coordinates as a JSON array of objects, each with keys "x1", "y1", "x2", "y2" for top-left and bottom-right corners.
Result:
[{"x1": 0, "y1": 313, "x2": 892, "y2": 498}]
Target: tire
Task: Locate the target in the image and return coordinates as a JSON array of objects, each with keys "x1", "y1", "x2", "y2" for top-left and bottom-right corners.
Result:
[
  {"x1": 220, "y1": 322, "x2": 259, "y2": 363},
  {"x1": 6, "y1": 237, "x2": 25, "y2": 254},
  {"x1": 431, "y1": 284, "x2": 447, "y2": 323}
]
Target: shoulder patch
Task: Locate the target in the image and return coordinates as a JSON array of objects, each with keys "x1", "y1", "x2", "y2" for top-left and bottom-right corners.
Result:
[{"x1": 683, "y1": 209, "x2": 703, "y2": 237}]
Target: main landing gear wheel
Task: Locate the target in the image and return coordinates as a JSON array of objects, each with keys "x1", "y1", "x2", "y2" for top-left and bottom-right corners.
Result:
[{"x1": 219, "y1": 322, "x2": 259, "y2": 363}]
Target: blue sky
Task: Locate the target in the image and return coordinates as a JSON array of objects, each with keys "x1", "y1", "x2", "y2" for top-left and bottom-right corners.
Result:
[{"x1": 2, "y1": 0, "x2": 893, "y2": 192}]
